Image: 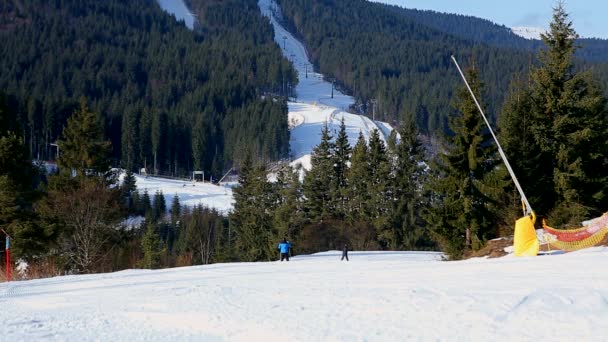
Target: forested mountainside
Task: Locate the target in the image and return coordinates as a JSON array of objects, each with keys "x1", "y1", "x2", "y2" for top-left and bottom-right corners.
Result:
[
  {"x1": 276, "y1": 0, "x2": 608, "y2": 134},
  {"x1": 0, "y1": 0, "x2": 296, "y2": 178},
  {"x1": 386, "y1": 5, "x2": 608, "y2": 63}
]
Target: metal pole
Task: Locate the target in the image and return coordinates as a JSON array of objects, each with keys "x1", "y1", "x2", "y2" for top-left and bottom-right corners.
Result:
[{"x1": 450, "y1": 55, "x2": 532, "y2": 215}]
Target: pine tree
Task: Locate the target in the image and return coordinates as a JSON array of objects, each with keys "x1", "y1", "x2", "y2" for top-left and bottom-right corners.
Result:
[
  {"x1": 57, "y1": 99, "x2": 111, "y2": 175},
  {"x1": 153, "y1": 190, "x2": 166, "y2": 222},
  {"x1": 141, "y1": 223, "x2": 162, "y2": 269},
  {"x1": 230, "y1": 154, "x2": 276, "y2": 261},
  {"x1": 425, "y1": 67, "x2": 504, "y2": 259},
  {"x1": 192, "y1": 113, "x2": 206, "y2": 171},
  {"x1": 0, "y1": 95, "x2": 48, "y2": 258},
  {"x1": 121, "y1": 169, "x2": 137, "y2": 212},
  {"x1": 345, "y1": 131, "x2": 371, "y2": 224},
  {"x1": 303, "y1": 123, "x2": 335, "y2": 222},
  {"x1": 171, "y1": 195, "x2": 181, "y2": 225},
  {"x1": 367, "y1": 129, "x2": 392, "y2": 248},
  {"x1": 331, "y1": 117, "x2": 351, "y2": 219},
  {"x1": 272, "y1": 166, "x2": 304, "y2": 241},
  {"x1": 121, "y1": 110, "x2": 139, "y2": 171},
  {"x1": 529, "y1": 3, "x2": 608, "y2": 224},
  {"x1": 139, "y1": 190, "x2": 152, "y2": 217},
  {"x1": 392, "y1": 114, "x2": 430, "y2": 249}
]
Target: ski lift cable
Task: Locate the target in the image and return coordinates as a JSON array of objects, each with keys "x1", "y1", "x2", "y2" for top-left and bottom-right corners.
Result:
[{"x1": 450, "y1": 55, "x2": 532, "y2": 216}]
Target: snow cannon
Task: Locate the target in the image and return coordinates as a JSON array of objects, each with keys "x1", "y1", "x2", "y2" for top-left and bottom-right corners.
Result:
[{"x1": 514, "y1": 212, "x2": 539, "y2": 257}]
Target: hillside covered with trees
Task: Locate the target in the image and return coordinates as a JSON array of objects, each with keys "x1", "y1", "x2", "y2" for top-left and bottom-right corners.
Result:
[
  {"x1": 0, "y1": 0, "x2": 296, "y2": 178},
  {"x1": 276, "y1": 0, "x2": 608, "y2": 135}
]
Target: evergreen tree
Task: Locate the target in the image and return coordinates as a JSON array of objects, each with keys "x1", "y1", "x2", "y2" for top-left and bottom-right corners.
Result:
[
  {"x1": 367, "y1": 129, "x2": 392, "y2": 248},
  {"x1": 425, "y1": 67, "x2": 504, "y2": 259},
  {"x1": 303, "y1": 123, "x2": 335, "y2": 222},
  {"x1": 272, "y1": 166, "x2": 304, "y2": 241},
  {"x1": 57, "y1": 99, "x2": 111, "y2": 175},
  {"x1": 345, "y1": 132, "x2": 371, "y2": 224},
  {"x1": 392, "y1": 115, "x2": 430, "y2": 249},
  {"x1": 230, "y1": 154, "x2": 276, "y2": 261},
  {"x1": 121, "y1": 169, "x2": 137, "y2": 212},
  {"x1": 192, "y1": 113, "x2": 206, "y2": 172},
  {"x1": 153, "y1": 190, "x2": 166, "y2": 222},
  {"x1": 331, "y1": 117, "x2": 351, "y2": 219},
  {"x1": 171, "y1": 195, "x2": 181, "y2": 225},
  {"x1": 141, "y1": 223, "x2": 162, "y2": 269},
  {"x1": 529, "y1": 4, "x2": 608, "y2": 224},
  {"x1": 0, "y1": 95, "x2": 49, "y2": 258},
  {"x1": 139, "y1": 190, "x2": 152, "y2": 217},
  {"x1": 121, "y1": 110, "x2": 139, "y2": 171}
]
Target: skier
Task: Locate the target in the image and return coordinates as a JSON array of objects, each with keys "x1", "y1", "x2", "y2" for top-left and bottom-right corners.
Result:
[
  {"x1": 341, "y1": 244, "x2": 349, "y2": 261},
  {"x1": 278, "y1": 237, "x2": 292, "y2": 261}
]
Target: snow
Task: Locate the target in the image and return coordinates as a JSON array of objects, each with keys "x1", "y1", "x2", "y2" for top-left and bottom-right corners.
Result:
[
  {"x1": 259, "y1": 0, "x2": 395, "y2": 171},
  {"x1": 156, "y1": 0, "x2": 196, "y2": 30},
  {"x1": 511, "y1": 26, "x2": 546, "y2": 40},
  {"x1": 133, "y1": 174, "x2": 234, "y2": 213},
  {"x1": 2, "y1": 248, "x2": 608, "y2": 340}
]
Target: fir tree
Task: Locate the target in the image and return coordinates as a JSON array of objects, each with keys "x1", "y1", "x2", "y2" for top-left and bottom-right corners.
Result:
[
  {"x1": 230, "y1": 154, "x2": 276, "y2": 261},
  {"x1": 426, "y1": 67, "x2": 504, "y2": 259},
  {"x1": 392, "y1": 115, "x2": 430, "y2": 249},
  {"x1": 529, "y1": 3, "x2": 608, "y2": 224},
  {"x1": 331, "y1": 117, "x2": 352, "y2": 219},
  {"x1": 303, "y1": 123, "x2": 335, "y2": 222},
  {"x1": 141, "y1": 223, "x2": 162, "y2": 269},
  {"x1": 367, "y1": 129, "x2": 392, "y2": 248},
  {"x1": 57, "y1": 99, "x2": 111, "y2": 176},
  {"x1": 171, "y1": 195, "x2": 181, "y2": 225},
  {"x1": 153, "y1": 190, "x2": 166, "y2": 222},
  {"x1": 272, "y1": 166, "x2": 304, "y2": 241},
  {"x1": 345, "y1": 132, "x2": 371, "y2": 223}
]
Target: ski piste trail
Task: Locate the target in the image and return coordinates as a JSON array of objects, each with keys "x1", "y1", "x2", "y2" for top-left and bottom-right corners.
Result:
[
  {"x1": 258, "y1": 0, "x2": 394, "y2": 171},
  {"x1": 134, "y1": 0, "x2": 395, "y2": 213},
  {"x1": 2, "y1": 250, "x2": 608, "y2": 340}
]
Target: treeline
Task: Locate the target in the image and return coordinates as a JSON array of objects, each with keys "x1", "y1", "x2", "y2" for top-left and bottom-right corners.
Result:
[
  {"x1": 276, "y1": 0, "x2": 608, "y2": 135},
  {"x1": 0, "y1": 0, "x2": 296, "y2": 178}
]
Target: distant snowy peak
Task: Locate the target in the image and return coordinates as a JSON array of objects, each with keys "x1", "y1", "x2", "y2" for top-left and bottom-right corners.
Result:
[{"x1": 511, "y1": 26, "x2": 545, "y2": 40}]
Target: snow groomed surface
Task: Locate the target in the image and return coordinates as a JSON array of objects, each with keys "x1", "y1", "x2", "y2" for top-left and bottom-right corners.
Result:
[
  {"x1": 2, "y1": 249, "x2": 608, "y2": 340},
  {"x1": 259, "y1": 0, "x2": 395, "y2": 171}
]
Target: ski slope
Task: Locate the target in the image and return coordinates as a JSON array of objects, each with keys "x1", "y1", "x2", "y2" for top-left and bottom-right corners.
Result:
[
  {"x1": 2, "y1": 249, "x2": 608, "y2": 340},
  {"x1": 133, "y1": 174, "x2": 234, "y2": 213},
  {"x1": 259, "y1": 0, "x2": 395, "y2": 170}
]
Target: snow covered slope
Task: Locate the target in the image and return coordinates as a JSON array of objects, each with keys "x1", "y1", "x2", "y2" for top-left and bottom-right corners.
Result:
[
  {"x1": 133, "y1": 174, "x2": 234, "y2": 213},
  {"x1": 511, "y1": 26, "x2": 545, "y2": 40},
  {"x1": 156, "y1": 0, "x2": 195, "y2": 29},
  {"x1": 259, "y1": 0, "x2": 395, "y2": 170},
  {"x1": 2, "y1": 249, "x2": 608, "y2": 340}
]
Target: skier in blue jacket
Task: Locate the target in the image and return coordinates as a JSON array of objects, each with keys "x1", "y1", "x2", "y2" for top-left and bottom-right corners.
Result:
[{"x1": 278, "y1": 237, "x2": 292, "y2": 261}]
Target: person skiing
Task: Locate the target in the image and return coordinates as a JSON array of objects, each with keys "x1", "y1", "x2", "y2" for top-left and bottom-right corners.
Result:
[
  {"x1": 278, "y1": 237, "x2": 292, "y2": 261},
  {"x1": 341, "y1": 244, "x2": 349, "y2": 261}
]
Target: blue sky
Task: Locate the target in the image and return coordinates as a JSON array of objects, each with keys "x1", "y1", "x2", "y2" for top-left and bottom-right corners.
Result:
[{"x1": 369, "y1": 0, "x2": 607, "y2": 38}]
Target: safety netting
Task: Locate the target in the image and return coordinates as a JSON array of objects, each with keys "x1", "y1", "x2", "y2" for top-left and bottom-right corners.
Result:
[{"x1": 542, "y1": 212, "x2": 608, "y2": 251}]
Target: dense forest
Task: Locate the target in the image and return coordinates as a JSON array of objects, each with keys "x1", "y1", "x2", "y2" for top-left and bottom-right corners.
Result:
[
  {"x1": 276, "y1": 0, "x2": 608, "y2": 134},
  {"x1": 0, "y1": 0, "x2": 296, "y2": 178}
]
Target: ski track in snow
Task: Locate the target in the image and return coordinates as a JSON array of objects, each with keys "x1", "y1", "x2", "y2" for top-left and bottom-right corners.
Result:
[
  {"x1": 259, "y1": 0, "x2": 395, "y2": 170},
  {"x1": 2, "y1": 250, "x2": 608, "y2": 340}
]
